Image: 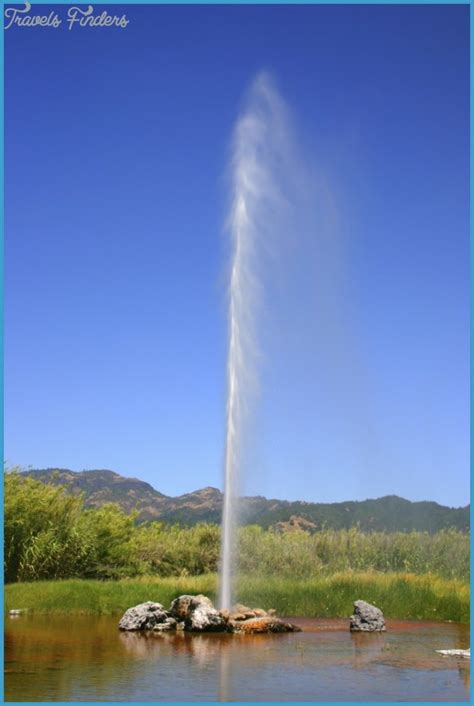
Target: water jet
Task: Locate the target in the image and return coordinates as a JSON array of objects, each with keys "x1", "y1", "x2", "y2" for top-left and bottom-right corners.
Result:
[{"x1": 219, "y1": 72, "x2": 291, "y2": 609}]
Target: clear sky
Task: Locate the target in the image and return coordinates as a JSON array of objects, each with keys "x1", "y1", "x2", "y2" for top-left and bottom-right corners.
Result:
[{"x1": 5, "y1": 4, "x2": 469, "y2": 506}]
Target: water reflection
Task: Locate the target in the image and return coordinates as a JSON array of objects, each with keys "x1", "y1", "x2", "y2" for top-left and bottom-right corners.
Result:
[
  {"x1": 5, "y1": 615, "x2": 470, "y2": 702},
  {"x1": 351, "y1": 632, "x2": 387, "y2": 666},
  {"x1": 119, "y1": 630, "x2": 234, "y2": 665},
  {"x1": 219, "y1": 641, "x2": 232, "y2": 702}
]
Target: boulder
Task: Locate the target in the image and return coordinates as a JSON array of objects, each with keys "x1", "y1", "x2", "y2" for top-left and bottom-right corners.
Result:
[
  {"x1": 229, "y1": 616, "x2": 302, "y2": 634},
  {"x1": 187, "y1": 599, "x2": 227, "y2": 632},
  {"x1": 170, "y1": 594, "x2": 213, "y2": 620},
  {"x1": 170, "y1": 594, "x2": 227, "y2": 632},
  {"x1": 118, "y1": 601, "x2": 172, "y2": 632},
  {"x1": 350, "y1": 600, "x2": 386, "y2": 632}
]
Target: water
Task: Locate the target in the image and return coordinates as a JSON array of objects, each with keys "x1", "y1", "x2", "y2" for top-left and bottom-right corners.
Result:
[
  {"x1": 220, "y1": 72, "x2": 295, "y2": 609},
  {"x1": 5, "y1": 615, "x2": 470, "y2": 701}
]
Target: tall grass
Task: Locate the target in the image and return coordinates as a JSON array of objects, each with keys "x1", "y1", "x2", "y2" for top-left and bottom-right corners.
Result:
[
  {"x1": 5, "y1": 575, "x2": 217, "y2": 615},
  {"x1": 238, "y1": 526, "x2": 469, "y2": 580},
  {"x1": 236, "y1": 572, "x2": 469, "y2": 623},
  {"x1": 5, "y1": 572, "x2": 469, "y2": 622}
]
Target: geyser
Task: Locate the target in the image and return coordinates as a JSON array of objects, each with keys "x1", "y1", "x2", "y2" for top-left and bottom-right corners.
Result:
[{"x1": 219, "y1": 72, "x2": 294, "y2": 609}]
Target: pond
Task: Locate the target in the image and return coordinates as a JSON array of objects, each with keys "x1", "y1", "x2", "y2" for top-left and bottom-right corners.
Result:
[{"x1": 5, "y1": 615, "x2": 470, "y2": 701}]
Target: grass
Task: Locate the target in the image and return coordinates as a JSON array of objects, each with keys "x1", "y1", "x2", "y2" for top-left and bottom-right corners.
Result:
[{"x1": 5, "y1": 571, "x2": 469, "y2": 623}]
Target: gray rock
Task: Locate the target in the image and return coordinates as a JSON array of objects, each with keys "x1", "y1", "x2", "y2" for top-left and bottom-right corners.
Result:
[
  {"x1": 152, "y1": 616, "x2": 177, "y2": 632},
  {"x1": 118, "y1": 601, "x2": 171, "y2": 631},
  {"x1": 350, "y1": 600, "x2": 386, "y2": 632},
  {"x1": 187, "y1": 601, "x2": 227, "y2": 632},
  {"x1": 170, "y1": 594, "x2": 213, "y2": 620},
  {"x1": 170, "y1": 594, "x2": 227, "y2": 632}
]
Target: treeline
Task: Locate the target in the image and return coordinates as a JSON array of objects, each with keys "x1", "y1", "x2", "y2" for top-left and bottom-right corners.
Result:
[{"x1": 4, "y1": 472, "x2": 469, "y2": 583}]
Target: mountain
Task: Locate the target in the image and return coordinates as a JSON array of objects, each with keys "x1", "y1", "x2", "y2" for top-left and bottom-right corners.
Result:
[{"x1": 20, "y1": 468, "x2": 470, "y2": 533}]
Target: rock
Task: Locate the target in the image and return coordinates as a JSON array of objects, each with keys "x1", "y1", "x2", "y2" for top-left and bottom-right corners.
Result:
[
  {"x1": 219, "y1": 608, "x2": 231, "y2": 622},
  {"x1": 152, "y1": 616, "x2": 177, "y2": 632},
  {"x1": 253, "y1": 608, "x2": 268, "y2": 618},
  {"x1": 119, "y1": 595, "x2": 302, "y2": 635},
  {"x1": 186, "y1": 600, "x2": 227, "y2": 633},
  {"x1": 118, "y1": 601, "x2": 172, "y2": 631},
  {"x1": 170, "y1": 594, "x2": 213, "y2": 620},
  {"x1": 350, "y1": 600, "x2": 386, "y2": 632},
  {"x1": 230, "y1": 616, "x2": 302, "y2": 634},
  {"x1": 437, "y1": 649, "x2": 470, "y2": 659},
  {"x1": 170, "y1": 594, "x2": 227, "y2": 632},
  {"x1": 229, "y1": 611, "x2": 250, "y2": 621}
]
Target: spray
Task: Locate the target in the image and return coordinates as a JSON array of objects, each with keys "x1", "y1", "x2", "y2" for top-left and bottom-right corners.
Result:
[{"x1": 219, "y1": 72, "x2": 290, "y2": 609}]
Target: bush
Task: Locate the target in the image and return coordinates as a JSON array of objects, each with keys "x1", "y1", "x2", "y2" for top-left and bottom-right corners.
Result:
[{"x1": 4, "y1": 471, "x2": 93, "y2": 582}]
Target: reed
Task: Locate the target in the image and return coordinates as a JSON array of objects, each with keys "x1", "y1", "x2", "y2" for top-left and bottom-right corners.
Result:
[{"x1": 5, "y1": 571, "x2": 469, "y2": 622}]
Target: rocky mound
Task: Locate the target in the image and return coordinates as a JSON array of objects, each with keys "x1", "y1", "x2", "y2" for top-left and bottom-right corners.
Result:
[{"x1": 119, "y1": 595, "x2": 302, "y2": 634}]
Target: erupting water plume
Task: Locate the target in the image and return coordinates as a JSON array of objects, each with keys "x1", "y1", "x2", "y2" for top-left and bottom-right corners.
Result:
[
  {"x1": 218, "y1": 72, "x2": 382, "y2": 608},
  {"x1": 219, "y1": 72, "x2": 294, "y2": 609}
]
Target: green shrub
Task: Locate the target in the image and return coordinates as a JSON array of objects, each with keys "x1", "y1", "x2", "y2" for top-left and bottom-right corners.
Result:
[{"x1": 4, "y1": 471, "x2": 93, "y2": 582}]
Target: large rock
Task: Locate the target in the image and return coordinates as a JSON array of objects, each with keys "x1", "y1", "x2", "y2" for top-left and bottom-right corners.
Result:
[
  {"x1": 170, "y1": 594, "x2": 227, "y2": 632},
  {"x1": 350, "y1": 600, "x2": 386, "y2": 632},
  {"x1": 188, "y1": 602, "x2": 227, "y2": 632},
  {"x1": 170, "y1": 594, "x2": 213, "y2": 620},
  {"x1": 230, "y1": 616, "x2": 302, "y2": 634},
  {"x1": 118, "y1": 601, "x2": 174, "y2": 631}
]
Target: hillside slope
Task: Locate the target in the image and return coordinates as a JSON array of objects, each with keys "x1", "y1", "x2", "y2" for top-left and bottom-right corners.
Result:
[{"x1": 21, "y1": 468, "x2": 470, "y2": 532}]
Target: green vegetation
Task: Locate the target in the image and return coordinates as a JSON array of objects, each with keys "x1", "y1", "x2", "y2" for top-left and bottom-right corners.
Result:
[
  {"x1": 237, "y1": 524, "x2": 469, "y2": 580},
  {"x1": 5, "y1": 471, "x2": 220, "y2": 581},
  {"x1": 5, "y1": 573, "x2": 469, "y2": 622},
  {"x1": 4, "y1": 471, "x2": 470, "y2": 623},
  {"x1": 5, "y1": 471, "x2": 469, "y2": 583}
]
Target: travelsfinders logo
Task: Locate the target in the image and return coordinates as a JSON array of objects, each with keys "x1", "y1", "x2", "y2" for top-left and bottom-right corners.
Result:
[{"x1": 5, "y1": 2, "x2": 130, "y2": 30}]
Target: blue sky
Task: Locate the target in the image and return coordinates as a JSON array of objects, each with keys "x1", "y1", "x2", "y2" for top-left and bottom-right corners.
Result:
[{"x1": 5, "y1": 4, "x2": 469, "y2": 506}]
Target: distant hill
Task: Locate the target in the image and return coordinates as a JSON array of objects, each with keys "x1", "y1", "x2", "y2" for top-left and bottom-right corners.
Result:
[{"x1": 21, "y1": 468, "x2": 470, "y2": 533}]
